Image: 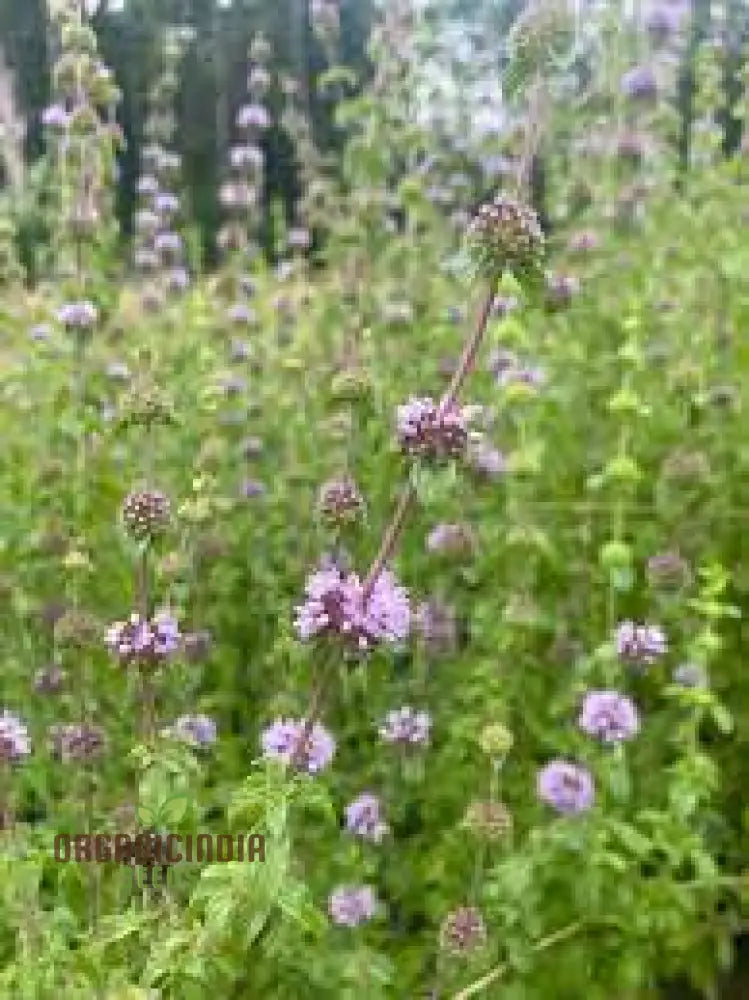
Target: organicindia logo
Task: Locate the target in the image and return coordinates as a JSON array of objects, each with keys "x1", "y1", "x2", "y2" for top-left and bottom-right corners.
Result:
[{"x1": 53, "y1": 792, "x2": 266, "y2": 872}]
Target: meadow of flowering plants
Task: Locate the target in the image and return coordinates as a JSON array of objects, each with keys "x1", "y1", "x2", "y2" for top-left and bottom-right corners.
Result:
[{"x1": 1, "y1": 0, "x2": 749, "y2": 997}]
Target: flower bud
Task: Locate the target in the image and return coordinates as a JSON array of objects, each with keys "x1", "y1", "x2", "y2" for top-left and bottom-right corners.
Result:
[
  {"x1": 122, "y1": 490, "x2": 171, "y2": 543},
  {"x1": 467, "y1": 193, "x2": 545, "y2": 284},
  {"x1": 478, "y1": 723, "x2": 513, "y2": 757},
  {"x1": 439, "y1": 907, "x2": 487, "y2": 957}
]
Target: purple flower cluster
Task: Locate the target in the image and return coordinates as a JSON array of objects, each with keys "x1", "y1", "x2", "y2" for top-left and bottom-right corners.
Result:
[
  {"x1": 0, "y1": 710, "x2": 31, "y2": 762},
  {"x1": 415, "y1": 599, "x2": 458, "y2": 656},
  {"x1": 440, "y1": 906, "x2": 487, "y2": 955},
  {"x1": 261, "y1": 717, "x2": 335, "y2": 774},
  {"x1": 567, "y1": 230, "x2": 599, "y2": 253},
  {"x1": 236, "y1": 103, "x2": 271, "y2": 130},
  {"x1": 426, "y1": 522, "x2": 475, "y2": 556},
  {"x1": 42, "y1": 103, "x2": 70, "y2": 130},
  {"x1": 616, "y1": 620, "x2": 667, "y2": 665},
  {"x1": 230, "y1": 145, "x2": 264, "y2": 173},
  {"x1": 227, "y1": 302, "x2": 258, "y2": 326},
  {"x1": 154, "y1": 191, "x2": 180, "y2": 217},
  {"x1": 317, "y1": 478, "x2": 364, "y2": 526},
  {"x1": 645, "y1": 2, "x2": 688, "y2": 43},
  {"x1": 294, "y1": 565, "x2": 410, "y2": 651},
  {"x1": 288, "y1": 227, "x2": 311, "y2": 251},
  {"x1": 545, "y1": 271, "x2": 580, "y2": 309},
  {"x1": 49, "y1": 724, "x2": 103, "y2": 762},
  {"x1": 137, "y1": 175, "x2": 159, "y2": 198},
  {"x1": 490, "y1": 353, "x2": 545, "y2": 390},
  {"x1": 328, "y1": 885, "x2": 378, "y2": 927},
  {"x1": 379, "y1": 706, "x2": 431, "y2": 746},
  {"x1": 104, "y1": 610, "x2": 181, "y2": 667},
  {"x1": 29, "y1": 323, "x2": 53, "y2": 342},
  {"x1": 172, "y1": 714, "x2": 217, "y2": 747},
  {"x1": 154, "y1": 231, "x2": 182, "y2": 257},
  {"x1": 56, "y1": 300, "x2": 98, "y2": 331},
  {"x1": 468, "y1": 440, "x2": 507, "y2": 479},
  {"x1": 579, "y1": 690, "x2": 640, "y2": 743},
  {"x1": 621, "y1": 65, "x2": 658, "y2": 102},
  {"x1": 345, "y1": 792, "x2": 389, "y2": 842},
  {"x1": 537, "y1": 759, "x2": 595, "y2": 814},
  {"x1": 396, "y1": 396, "x2": 471, "y2": 462},
  {"x1": 132, "y1": 127, "x2": 189, "y2": 300}
]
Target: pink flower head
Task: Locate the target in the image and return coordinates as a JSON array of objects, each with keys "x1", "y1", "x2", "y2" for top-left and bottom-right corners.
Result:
[
  {"x1": 328, "y1": 885, "x2": 377, "y2": 926},
  {"x1": 261, "y1": 717, "x2": 335, "y2": 774},
  {"x1": 294, "y1": 565, "x2": 410, "y2": 652},
  {"x1": 396, "y1": 396, "x2": 470, "y2": 462}
]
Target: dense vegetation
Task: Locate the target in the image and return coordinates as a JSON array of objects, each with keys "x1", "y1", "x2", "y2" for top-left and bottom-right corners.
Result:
[{"x1": 0, "y1": 0, "x2": 748, "y2": 998}]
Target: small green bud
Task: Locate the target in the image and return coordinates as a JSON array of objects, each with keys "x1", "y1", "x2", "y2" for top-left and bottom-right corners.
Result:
[
  {"x1": 478, "y1": 723, "x2": 514, "y2": 757},
  {"x1": 599, "y1": 540, "x2": 632, "y2": 570}
]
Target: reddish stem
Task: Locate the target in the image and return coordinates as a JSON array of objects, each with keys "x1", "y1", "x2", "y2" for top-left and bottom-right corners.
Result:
[{"x1": 362, "y1": 284, "x2": 495, "y2": 600}]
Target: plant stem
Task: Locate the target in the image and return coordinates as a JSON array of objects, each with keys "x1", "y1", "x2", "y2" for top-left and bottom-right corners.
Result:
[
  {"x1": 362, "y1": 283, "x2": 495, "y2": 600},
  {"x1": 137, "y1": 547, "x2": 155, "y2": 743},
  {"x1": 452, "y1": 920, "x2": 585, "y2": 1000}
]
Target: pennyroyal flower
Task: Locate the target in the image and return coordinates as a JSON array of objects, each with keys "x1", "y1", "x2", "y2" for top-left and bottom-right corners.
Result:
[
  {"x1": 294, "y1": 565, "x2": 410, "y2": 651},
  {"x1": 328, "y1": 885, "x2": 377, "y2": 927},
  {"x1": 537, "y1": 759, "x2": 595, "y2": 814},
  {"x1": 261, "y1": 717, "x2": 335, "y2": 774},
  {"x1": 579, "y1": 690, "x2": 640, "y2": 743}
]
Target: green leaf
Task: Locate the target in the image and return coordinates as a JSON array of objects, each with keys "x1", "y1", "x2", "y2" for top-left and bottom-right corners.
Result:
[
  {"x1": 606, "y1": 819, "x2": 651, "y2": 857},
  {"x1": 710, "y1": 703, "x2": 733, "y2": 734},
  {"x1": 160, "y1": 793, "x2": 190, "y2": 826},
  {"x1": 135, "y1": 804, "x2": 158, "y2": 827}
]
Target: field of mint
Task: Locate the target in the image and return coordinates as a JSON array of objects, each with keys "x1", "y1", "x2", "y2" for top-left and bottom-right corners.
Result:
[{"x1": 0, "y1": 1, "x2": 747, "y2": 997}]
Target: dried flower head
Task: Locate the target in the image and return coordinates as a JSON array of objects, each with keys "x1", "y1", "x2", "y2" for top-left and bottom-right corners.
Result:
[
  {"x1": 55, "y1": 610, "x2": 100, "y2": 648},
  {"x1": 467, "y1": 192, "x2": 545, "y2": 283},
  {"x1": 647, "y1": 551, "x2": 691, "y2": 590},
  {"x1": 415, "y1": 599, "x2": 458, "y2": 656},
  {"x1": 507, "y1": 0, "x2": 575, "y2": 88},
  {"x1": 463, "y1": 800, "x2": 513, "y2": 840},
  {"x1": 119, "y1": 387, "x2": 175, "y2": 429},
  {"x1": 121, "y1": 489, "x2": 171, "y2": 543},
  {"x1": 439, "y1": 906, "x2": 487, "y2": 956},
  {"x1": 49, "y1": 724, "x2": 104, "y2": 761},
  {"x1": 318, "y1": 478, "x2": 365, "y2": 526},
  {"x1": 182, "y1": 630, "x2": 212, "y2": 664}
]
